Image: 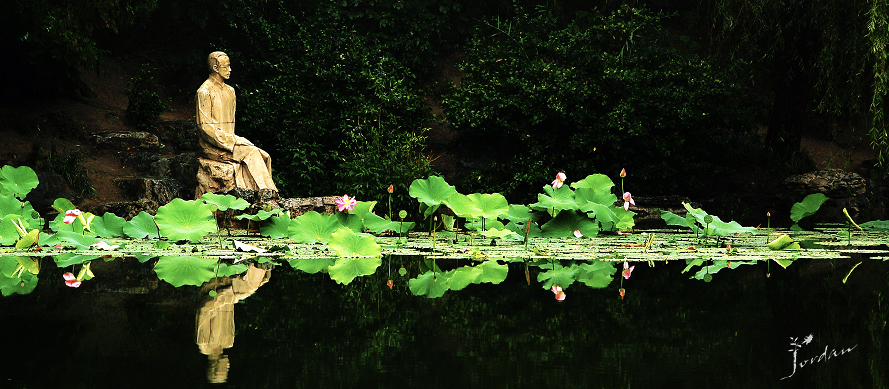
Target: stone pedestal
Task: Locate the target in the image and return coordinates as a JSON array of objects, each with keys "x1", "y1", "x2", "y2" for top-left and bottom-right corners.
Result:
[{"x1": 196, "y1": 158, "x2": 237, "y2": 199}]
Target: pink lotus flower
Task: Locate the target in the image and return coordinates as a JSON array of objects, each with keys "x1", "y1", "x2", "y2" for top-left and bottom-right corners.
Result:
[
  {"x1": 622, "y1": 261, "x2": 635, "y2": 279},
  {"x1": 90, "y1": 241, "x2": 120, "y2": 251},
  {"x1": 551, "y1": 285, "x2": 566, "y2": 301},
  {"x1": 63, "y1": 209, "x2": 82, "y2": 224},
  {"x1": 335, "y1": 194, "x2": 357, "y2": 212},
  {"x1": 622, "y1": 192, "x2": 635, "y2": 211},
  {"x1": 63, "y1": 272, "x2": 81, "y2": 288},
  {"x1": 620, "y1": 168, "x2": 626, "y2": 178},
  {"x1": 573, "y1": 230, "x2": 582, "y2": 238},
  {"x1": 550, "y1": 172, "x2": 566, "y2": 189}
]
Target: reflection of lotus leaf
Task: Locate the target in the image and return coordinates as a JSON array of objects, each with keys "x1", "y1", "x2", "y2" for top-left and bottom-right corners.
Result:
[
  {"x1": 575, "y1": 260, "x2": 617, "y2": 288},
  {"x1": 0, "y1": 165, "x2": 39, "y2": 199},
  {"x1": 155, "y1": 199, "x2": 218, "y2": 242},
  {"x1": 200, "y1": 193, "x2": 250, "y2": 211},
  {"x1": 155, "y1": 256, "x2": 218, "y2": 287},
  {"x1": 537, "y1": 262, "x2": 580, "y2": 289},
  {"x1": 287, "y1": 211, "x2": 342, "y2": 243},
  {"x1": 445, "y1": 267, "x2": 478, "y2": 290},
  {"x1": 287, "y1": 257, "x2": 335, "y2": 274},
  {"x1": 0, "y1": 271, "x2": 37, "y2": 296},
  {"x1": 124, "y1": 211, "x2": 159, "y2": 239},
  {"x1": 89, "y1": 213, "x2": 127, "y2": 238},
  {"x1": 216, "y1": 263, "x2": 249, "y2": 277},
  {"x1": 530, "y1": 185, "x2": 578, "y2": 212},
  {"x1": 53, "y1": 254, "x2": 98, "y2": 267},
  {"x1": 409, "y1": 271, "x2": 449, "y2": 298},
  {"x1": 328, "y1": 255, "x2": 382, "y2": 284},
  {"x1": 0, "y1": 257, "x2": 20, "y2": 277},
  {"x1": 329, "y1": 227, "x2": 381, "y2": 257},
  {"x1": 540, "y1": 211, "x2": 599, "y2": 238},
  {"x1": 692, "y1": 260, "x2": 754, "y2": 280}
]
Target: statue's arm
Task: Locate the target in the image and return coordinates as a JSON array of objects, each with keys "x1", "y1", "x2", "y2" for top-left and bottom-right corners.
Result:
[{"x1": 196, "y1": 89, "x2": 236, "y2": 152}]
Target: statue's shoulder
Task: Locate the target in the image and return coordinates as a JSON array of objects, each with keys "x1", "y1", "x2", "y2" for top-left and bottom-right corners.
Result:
[{"x1": 197, "y1": 79, "x2": 214, "y2": 94}]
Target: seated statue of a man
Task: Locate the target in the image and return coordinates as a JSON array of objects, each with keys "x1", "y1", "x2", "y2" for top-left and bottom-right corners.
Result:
[{"x1": 195, "y1": 51, "x2": 278, "y2": 198}]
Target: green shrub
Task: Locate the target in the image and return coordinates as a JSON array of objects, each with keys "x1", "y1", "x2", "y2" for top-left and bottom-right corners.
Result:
[
  {"x1": 440, "y1": 5, "x2": 756, "y2": 203},
  {"x1": 126, "y1": 65, "x2": 171, "y2": 131},
  {"x1": 34, "y1": 143, "x2": 96, "y2": 197}
]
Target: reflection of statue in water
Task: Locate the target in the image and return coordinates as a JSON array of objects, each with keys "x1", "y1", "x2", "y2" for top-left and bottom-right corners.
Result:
[
  {"x1": 196, "y1": 264, "x2": 271, "y2": 383},
  {"x1": 195, "y1": 51, "x2": 278, "y2": 199}
]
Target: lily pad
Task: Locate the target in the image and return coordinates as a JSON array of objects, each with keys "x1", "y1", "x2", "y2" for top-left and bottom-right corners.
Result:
[
  {"x1": 287, "y1": 211, "x2": 342, "y2": 244},
  {"x1": 540, "y1": 210, "x2": 599, "y2": 238},
  {"x1": 328, "y1": 227, "x2": 381, "y2": 257},
  {"x1": 200, "y1": 193, "x2": 250, "y2": 211},
  {"x1": 0, "y1": 165, "x2": 39, "y2": 199},
  {"x1": 790, "y1": 193, "x2": 829, "y2": 223},
  {"x1": 155, "y1": 199, "x2": 218, "y2": 242},
  {"x1": 154, "y1": 255, "x2": 218, "y2": 287},
  {"x1": 90, "y1": 212, "x2": 127, "y2": 238},
  {"x1": 529, "y1": 185, "x2": 578, "y2": 212},
  {"x1": 124, "y1": 211, "x2": 159, "y2": 239},
  {"x1": 260, "y1": 212, "x2": 291, "y2": 239}
]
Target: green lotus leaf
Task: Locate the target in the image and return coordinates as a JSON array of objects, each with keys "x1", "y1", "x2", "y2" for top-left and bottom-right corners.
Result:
[
  {"x1": 347, "y1": 201, "x2": 376, "y2": 217},
  {"x1": 155, "y1": 255, "x2": 218, "y2": 287},
  {"x1": 540, "y1": 210, "x2": 599, "y2": 238},
  {"x1": 328, "y1": 255, "x2": 382, "y2": 284},
  {"x1": 446, "y1": 192, "x2": 509, "y2": 221},
  {"x1": 479, "y1": 228, "x2": 521, "y2": 240},
  {"x1": 613, "y1": 207, "x2": 637, "y2": 231},
  {"x1": 569, "y1": 174, "x2": 615, "y2": 193},
  {"x1": 90, "y1": 213, "x2": 127, "y2": 238},
  {"x1": 0, "y1": 271, "x2": 37, "y2": 296},
  {"x1": 363, "y1": 212, "x2": 415, "y2": 234},
  {"x1": 235, "y1": 208, "x2": 283, "y2": 221},
  {"x1": 287, "y1": 211, "x2": 342, "y2": 243},
  {"x1": 504, "y1": 220, "x2": 542, "y2": 238},
  {"x1": 124, "y1": 211, "x2": 159, "y2": 239},
  {"x1": 581, "y1": 202, "x2": 619, "y2": 229},
  {"x1": 155, "y1": 198, "x2": 217, "y2": 242},
  {"x1": 692, "y1": 260, "x2": 755, "y2": 281},
  {"x1": 329, "y1": 227, "x2": 381, "y2": 257},
  {"x1": 501, "y1": 204, "x2": 541, "y2": 224},
  {"x1": 409, "y1": 175, "x2": 457, "y2": 208},
  {"x1": 287, "y1": 257, "x2": 335, "y2": 274},
  {"x1": 529, "y1": 185, "x2": 578, "y2": 212},
  {"x1": 575, "y1": 187, "x2": 618, "y2": 207},
  {"x1": 536, "y1": 262, "x2": 580, "y2": 290},
  {"x1": 683, "y1": 203, "x2": 756, "y2": 236},
  {"x1": 200, "y1": 193, "x2": 250, "y2": 211},
  {"x1": 860, "y1": 220, "x2": 889, "y2": 231},
  {"x1": 773, "y1": 257, "x2": 796, "y2": 269},
  {"x1": 41, "y1": 230, "x2": 99, "y2": 250},
  {"x1": 575, "y1": 260, "x2": 617, "y2": 288},
  {"x1": 15, "y1": 229, "x2": 40, "y2": 249},
  {"x1": 51, "y1": 197, "x2": 76, "y2": 214},
  {"x1": 0, "y1": 218, "x2": 20, "y2": 246},
  {"x1": 0, "y1": 194, "x2": 28, "y2": 217},
  {"x1": 260, "y1": 212, "x2": 291, "y2": 239},
  {"x1": 53, "y1": 254, "x2": 98, "y2": 267},
  {"x1": 790, "y1": 193, "x2": 829, "y2": 223},
  {"x1": 464, "y1": 219, "x2": 505, "y2": 231},
  {"x1": 335, "y1": 212, "x2": 365, "y2": 233},
  {"x1": 0, "y1": 165, "x2": 39, "y2": 199},
  {"x1": 409, "y1": 270, "x2": 450, "y2": 298}
]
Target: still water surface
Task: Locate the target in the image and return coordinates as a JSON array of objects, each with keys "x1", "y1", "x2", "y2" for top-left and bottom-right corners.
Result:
[{"x1": 0, "y1": 256, "x2": 885, "y2": 388}]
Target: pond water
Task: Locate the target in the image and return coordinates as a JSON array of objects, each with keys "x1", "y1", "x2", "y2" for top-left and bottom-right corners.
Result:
[{"x1": 1, "y1": 255, "x2": 886, "y2": 389}]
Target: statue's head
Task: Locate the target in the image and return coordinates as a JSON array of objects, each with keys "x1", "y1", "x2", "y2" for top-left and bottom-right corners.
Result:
[{"x1": 207, "y1": 51, "x2": 231, "y2": 80}]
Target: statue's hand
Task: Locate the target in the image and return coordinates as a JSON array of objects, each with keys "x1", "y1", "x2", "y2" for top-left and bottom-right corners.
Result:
[{"x1": 235, "y1": 136, "x2": 254, "y2": 147}]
